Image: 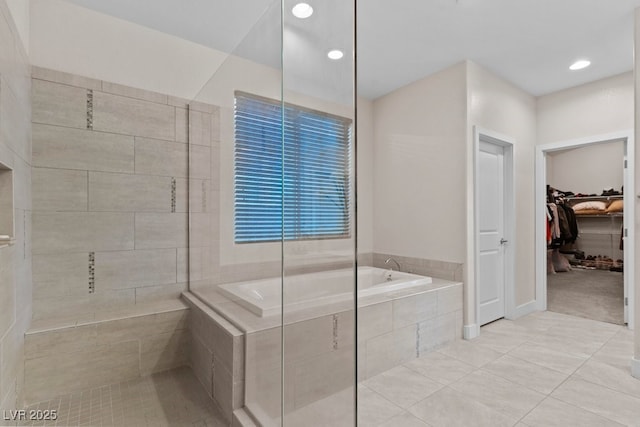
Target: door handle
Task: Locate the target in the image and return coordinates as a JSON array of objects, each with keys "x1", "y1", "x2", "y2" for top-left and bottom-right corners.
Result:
[{"x1": 500, "y1": 238, "x2": 508, "y2": 245}]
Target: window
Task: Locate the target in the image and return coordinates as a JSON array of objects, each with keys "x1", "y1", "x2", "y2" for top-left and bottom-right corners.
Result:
[{"x1": 234, "y1": 91, "x2": 352, "y2": 243}]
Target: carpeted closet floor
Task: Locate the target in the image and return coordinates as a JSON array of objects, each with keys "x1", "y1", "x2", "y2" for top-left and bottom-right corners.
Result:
[{"x1": 547, "y1": 268, "x2": 624, "y2": 325}]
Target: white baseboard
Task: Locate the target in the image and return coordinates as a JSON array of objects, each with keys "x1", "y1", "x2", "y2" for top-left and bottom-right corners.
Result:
[
  {"x1": 632, "y1": 357, "x2": 640, "y2": 379},
  {"x1": 463, "y1": 324, "x2": 479, "y2": 340},
  {"x1": 509, "y1": 300, "x2": 537, "y2": 319}
]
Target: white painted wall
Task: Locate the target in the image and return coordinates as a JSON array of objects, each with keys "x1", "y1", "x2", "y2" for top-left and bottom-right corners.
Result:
[
  {"x1": 547, "y1": 141, "x2": 624, "y2": 195},
  {"x1": 356, "y1": 97, "x2": 375, "y2": 255},
  {"x1": 372, "y1": 62, "x2": 468, "y2": 263},
  {"x1": 29, "y1": 0, "x2": 227, "y2": 100},
  {"x1": 537, "y1": 67, "x2": 636, "y2": 359},
  {"x1": 466, "y1": 61, "x2": 537, "y2": 317},
  {"x1": 537, "y1": 72, "x2": 633, "y2": 144},
  {"x1": 5, "y1": 0, "x2": 28, "y2": 54}
]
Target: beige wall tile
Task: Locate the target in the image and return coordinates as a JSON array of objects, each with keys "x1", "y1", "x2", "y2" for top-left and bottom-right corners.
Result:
[
  {"x1": 0, "y1": 167, "x2": 13, "y2": 237},
  {"x1": 33, "y1": 168, "x2": 87, "y2": 212},
  {"x1": 179, "y1": 246, "x2": 216, "y2": 284},
  {"x1": 189, "y1": 109, "x2": 213, "y2": 146},
  {"x1": 175, "y1": 178, "x2": 208, "y2": 213},
  {"x1": 283, "y1": 316, "x2": 335, "y2": 363},
  {"x1": 168, "y1": 96, "x2": 189, "y2": 108},
  {"x1": 245, "y1": 328, "x2": 281, "y2": 376},
  {"x1": 94, "y1": 249, "x2": 177, "y2": 290},
  {"x1": 10, "y1": 157, "x2": 32, "y2": 212},
  {"x1": 96, "y1": 309, "x2": 187, "y2": 344},
  {"x1": 1, "y1": 79, "x2": 31, "y2": 161},
  {"x1": 32, "y1": 79, "x2": 86, "y2": 129},
  {"x1": 1, "y1": 8, "x2": 31, "y2": 411},
  {"x1": 32, "y1": 67, "x2": 102, "y2": 90},
  {"x1": 358, "y1": 302, "x2": 393, "y2": 341},
  {"x1": 176, "y1": 107, "x2": 188, "y2": 143},
  {"x1": 25, "y1": 324, "x2": 97, "y2": 360},
  {"x1": 24, "y1": 340, "x2": 140, "y2": 403},
  {"x1": 88, "y1": 171, "x2": 171, "y2": 212},
  {"x1": 190, "y1": 333, "x2": 213, "y2": 398},
  {"x1": 33, "y1": 252, "x2": 88, "y2": 298},
  {"x1": 33, "y1": 212, "x2": 134, "y2": 254},
  {"x1": 101, "y1": 81, "x2": 168, "y2": 105},
  {"x1": 393, "y1": 291, "x2": 438, "y2": 329},
  {"x1": 135, "y1": 283, "x2": 187, "y2": 305},
  {"x1": 93, "y1": 91, "x2": 175, "y2": 140},
  {"x1": 190, "y1": 144, "x2": 211, "y2": 179},
  {"x1": 32, "y1": 123, "x2": 135, "y2": 173},
  {"x1": 365, "y1": 324, "x2": 417, "y2": 378},
  {"x1": 0, "y1": 380, "x2": 16, "y2": 416},
  {"x1": 140, "y1": 330, "x2": 189, "y2": 375},
  {"x1": 0, "y1": 323, "x2": 22, "y2": 402},
  {"x1": 292, "y1": 346, "x2": 355, "y2": 409},
  {"x1": 211, "y1": 109, "x2": 221, "y2": 142},
  {"x1": 0, "y1": 247, "x2": 15, "y2": 339},
  {"x1": 135, "y1": 213, "x2": 187, "y2": 249},
  {"x1": 135, "y1": 137, "x2": 187, "y2": 177},
  {"x1": 437, "y1": 284, "x2": 463, "y2": 315},
  {"x1": 418, "y1": 312, "x2": 457, "y2": 354},
  {"x1": 213, "y1": 363, "x2": 234, "y2": 421},
  {"x1": 190, "y1": 213, "x2": 214, "y2": 248},
  {"x1": 32, "y1": 290, "x2": 136, "y2": 321}
]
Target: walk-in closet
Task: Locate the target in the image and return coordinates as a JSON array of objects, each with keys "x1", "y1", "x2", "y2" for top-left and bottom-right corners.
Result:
[{"x1": 546, "y1": 140, "x2": 625, "y2": 325}]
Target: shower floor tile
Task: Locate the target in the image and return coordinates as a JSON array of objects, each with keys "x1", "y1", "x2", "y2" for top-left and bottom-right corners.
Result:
[{"x1": 17, "y1": 367, "x2": 226, "y2": 427}]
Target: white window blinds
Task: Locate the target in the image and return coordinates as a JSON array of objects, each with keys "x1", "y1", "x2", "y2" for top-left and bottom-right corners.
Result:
[{"x1": 234, "y1": 91, "x2": 352, "y2": 243}]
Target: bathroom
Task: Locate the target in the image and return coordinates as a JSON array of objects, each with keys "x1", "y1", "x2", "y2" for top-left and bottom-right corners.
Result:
[{"x1": 1, "y1": 0, "x2": 640, "y2": 426}]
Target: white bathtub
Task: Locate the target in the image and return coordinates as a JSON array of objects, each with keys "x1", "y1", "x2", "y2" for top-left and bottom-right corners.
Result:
[{"x1": 217, "y1": 266, "x2": 432, "y2": 317}]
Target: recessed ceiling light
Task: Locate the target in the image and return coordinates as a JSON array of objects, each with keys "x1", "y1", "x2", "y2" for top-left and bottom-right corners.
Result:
[
  {"x1": 292, "y1": 3, "x2": 313, "y2": 19},
  {"x1": 569, "y1": 59, "x2": 591, "y2": 71},
  {"x1": 327, "y1": 49, "x2": 344, "y2": 60}
]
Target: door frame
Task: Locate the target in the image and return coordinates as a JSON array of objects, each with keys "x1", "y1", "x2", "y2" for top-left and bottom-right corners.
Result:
[
  {"x1": 535, "y1": 130, "x2": 635, "y2": 329},
  {"x1": 473, "y1": 127, "x2": 516, "y2": 333}
]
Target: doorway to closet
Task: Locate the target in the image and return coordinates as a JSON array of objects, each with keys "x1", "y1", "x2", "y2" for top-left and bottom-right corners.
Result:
[{"x1": 535, "y1": 132, "x2": 634, "y2": 328}]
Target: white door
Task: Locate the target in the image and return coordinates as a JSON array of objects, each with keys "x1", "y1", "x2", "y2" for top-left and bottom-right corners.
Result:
[{"x1": 478, "y1": 141, "x2": 506, "y2": 325}]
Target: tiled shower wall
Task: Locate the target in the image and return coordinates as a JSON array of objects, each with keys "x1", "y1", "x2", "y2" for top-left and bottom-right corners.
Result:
[
  {"x1": 31, "y1": 66, "x2": 218, "y2": 323},
  {"x1": 0, "y1": 0, "x2": 32, "y2": 413}
]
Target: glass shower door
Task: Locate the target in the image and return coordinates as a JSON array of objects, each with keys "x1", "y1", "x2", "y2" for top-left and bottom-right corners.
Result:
[
  {"x1": 281, "y1": 0, "x2": 357, "y2": 424},
  {"x1": 187, "y1": 0, "x2": 357, "y2": 424}
]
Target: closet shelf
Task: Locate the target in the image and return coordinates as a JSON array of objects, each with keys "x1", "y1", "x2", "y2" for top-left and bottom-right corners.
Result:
[
  {"x1": 566, "y1": 195, "x2": 623, "y2": 202},
  {"x1": 575, "y1": 213, "x2": 623, "y2": 218}
]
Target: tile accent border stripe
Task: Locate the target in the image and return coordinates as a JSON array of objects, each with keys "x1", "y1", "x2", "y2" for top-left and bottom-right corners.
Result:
[
  {"x1": 86, "y1": 89, "x2": 94, "y2": 130},
  {"x1": 88, "y1": 251, "x2": 96, "y2": 293},
  {"x1": 171, "y1": 177, "x2": 177, "y2": 212}
]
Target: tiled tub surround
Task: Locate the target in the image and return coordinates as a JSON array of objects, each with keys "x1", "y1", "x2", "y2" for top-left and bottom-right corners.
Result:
[
  {"x1": 30, "y1": 66, "x2": 220, "y2": 324},
  {"x1": 187, "y1": 271, "x2": 462, "y2": 426},
  {"x1": 183, "y1": 294, "x2": 244, "y2": 425},
  {"x1": 0, "y1": 0, "x2": 33, "y2": 415},
  {"x1": 372, "y1": 252, "x2": 464, "y2": 282},
  {"x1": 23, "y1": 302, "x2": 189, "y2": 404}
]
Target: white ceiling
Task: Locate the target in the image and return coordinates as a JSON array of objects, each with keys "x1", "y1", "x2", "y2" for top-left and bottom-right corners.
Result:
[{"x1": 63, "y1": 0, "x2": 640, "y2": 100}]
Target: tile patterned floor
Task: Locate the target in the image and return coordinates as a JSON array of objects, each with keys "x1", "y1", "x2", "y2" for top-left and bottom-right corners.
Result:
[
  {"x1": 15, "y1": 367, "x2": 226, "y2": 427},
  {"x1": 358, "y1": 310, "x2": 639, "y2": 426},
  {"x1": 11, "y1": 311, "x2": 640, "y2": 426}
]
